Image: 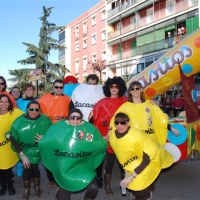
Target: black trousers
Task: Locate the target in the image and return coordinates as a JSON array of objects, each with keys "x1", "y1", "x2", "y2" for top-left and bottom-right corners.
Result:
[
  {"x1": 0, "y1": 168, "x2": 14, "y2": 190},
  {"x1": 23, "y1": 163, "x2": 40, "y2": 181}
]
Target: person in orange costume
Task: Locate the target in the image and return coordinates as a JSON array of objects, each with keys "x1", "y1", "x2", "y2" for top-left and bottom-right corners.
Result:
[
  {"x1": 91, "y1": 76, "x2": 127, "y2": 196},
  {"x1": 38, "y1": 79, "x2": 70, "y2": 187},
  {"x1": 38, "y1": 79, "x2": 70, "y2": 124},
  {"x1": 0, "y1": 76, "x2": 17, "y2": 108}
]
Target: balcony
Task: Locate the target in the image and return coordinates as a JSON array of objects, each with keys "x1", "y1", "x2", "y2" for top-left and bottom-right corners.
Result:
[{"x1": 107, "y1": 0, "x2": 198, "y2": 40}]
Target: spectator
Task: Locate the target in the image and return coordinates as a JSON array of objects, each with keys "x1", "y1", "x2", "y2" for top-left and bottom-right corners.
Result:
[{"x1": 172, "y1": 94, "x2": 185, "y2": 117}]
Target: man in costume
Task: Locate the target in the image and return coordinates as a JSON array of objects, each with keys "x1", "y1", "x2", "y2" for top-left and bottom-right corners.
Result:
[
  {"x1": 109, "y1": 112, "x2": 174, "y2": 200},
  {"x1": 63, "y1": 75, "x2": 79, "y2": 98}
]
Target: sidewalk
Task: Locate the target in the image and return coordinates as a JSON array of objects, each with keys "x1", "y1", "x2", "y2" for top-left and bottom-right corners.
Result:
[{"x1": 2, "y1": 159, "x2": 200, "y2": 200}]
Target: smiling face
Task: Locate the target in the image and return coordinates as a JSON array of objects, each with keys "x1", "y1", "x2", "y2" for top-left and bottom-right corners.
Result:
[
  {"x1": 27, "y1": 103, "x2": 40, "y2": 119},
  {"x1": 53, "y1": 82, "x2": 64, "y2": 96},
  {"x1": 11, "y1": 88, "x2": 21, "y2": 100},
  {"x1": 24, "y1": 87, "x2": 34, "y2": 98},
  {"x1": 109, "y1": 84, "x2": 119, "y2": 98},
  {"x1": 0, "y1": 96, "x2": 10, "y2": 114},
  {"x1": 0, "y1": 78, "x2": 5, "y2": 92},
  {"x1": 69, "y1": 112, "x2": 82, "y2": 126}
]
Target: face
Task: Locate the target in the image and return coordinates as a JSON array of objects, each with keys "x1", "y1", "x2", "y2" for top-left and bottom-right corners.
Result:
[
  {"x1": 0, "y1": 96, "x2": 10, "y2": 113},
  {"x1": 0, "y1": 79, "x2": 5, "y2": 92},
  {"x1": 24, "y1": 87, "x2": 34, "y2": 98},
  {"x1": 53, "y1": 82, "x2": 64, "y2": 96},
  {"x1": 109, "y1": 84, "x2": 119, "y2": 97},
  {"x1": 129, "y1": 85, "x2": 142, "y2": 98},
  {"x1": 11, "y1": 88, "x2": 21, "y2": 100},
  {"x1": 87, "y1": 79, "x2": 97, "y2": 85},
  {"x1": 28, "y1": 104, "x2": 40, "y2": 118},
  {"x1": 69, "y1": 112, "x2": 82, "y2": 126},
  {"x1": 114, "y1": 118, "x2": 129, "y2": 133}
]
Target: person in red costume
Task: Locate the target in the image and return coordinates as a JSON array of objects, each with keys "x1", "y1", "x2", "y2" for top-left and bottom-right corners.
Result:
[
  {"x1": 0, "y1": 76, "x2": 17, "y2": 107},
  {"x1": 172, "y1": 94, "x2": 185, "y2": 117},
  {"x1": 38, "y1": 79, "x2": 70, "y2": 187},
  {"x1": 91, "y1": 76, "x2": 127, "y2": 196}
]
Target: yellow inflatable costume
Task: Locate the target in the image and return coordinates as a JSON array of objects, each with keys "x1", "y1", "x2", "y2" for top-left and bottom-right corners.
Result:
[
  {"x1": 109, "y1": 126, "x2": 174, "y2": 191},
  {"x1": 111, "y1": 101, "x2": 168, "y2": 146},
  {"x1": 0, "y1": 108, "x2": 24, "y2": 169}
]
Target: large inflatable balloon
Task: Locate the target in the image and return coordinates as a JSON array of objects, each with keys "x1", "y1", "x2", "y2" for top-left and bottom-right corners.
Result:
[
  {"x1": 109, "y1": 126, "x2": 173, "y2": 191},
  {"x1": 111, "y1": 101, "x2": 168, "y2": 146},
  {"x1": 38, "y1": 120, "x2": 107, "y2": 191},
  {"x1": 0, "y1": 108, "x2": 24, "y2": 169},
  {"x1": 9, "y1": 114, "x2": 52, "y2": 164},
  {"x1": 126, "y1": 28, "x2": 200, "y2": 99},
  {"x1": 63, "y1": 83, "x2": 80, "y2": 98}
]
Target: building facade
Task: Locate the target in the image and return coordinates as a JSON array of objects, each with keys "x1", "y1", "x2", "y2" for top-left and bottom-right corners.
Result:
[
  {"x1": 59, "y1": 0, "x2": 106, "y2": 83},
  {"x1": 106, "y1": 0, "x2": 199, "y2": 82}
]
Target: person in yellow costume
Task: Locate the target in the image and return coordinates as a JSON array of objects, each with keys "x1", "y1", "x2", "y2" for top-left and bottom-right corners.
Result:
[
  {"x1": 0, "y1": 94, "x2": 24, "y2": 196},
  {"x1": 112, "y1": 81, "x2": 179, "y2": 146},
  {"x1": 109, "y1": 112, "x2": 174, "y2": 200}
]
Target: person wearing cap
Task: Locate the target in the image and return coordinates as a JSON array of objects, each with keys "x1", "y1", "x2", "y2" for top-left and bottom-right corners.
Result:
[
  {"x1": 91, "y1": 76, "x2": 127, "y2": 196},
  {"x1": 37, "y1": 108, "x2": 107, "y2": 200},
  {"x1": 38, "y1": 79, "x2": 70, "y2": 187},
  {"x1": 63, "y1": 75, "x2": 80, "y2": 98}
]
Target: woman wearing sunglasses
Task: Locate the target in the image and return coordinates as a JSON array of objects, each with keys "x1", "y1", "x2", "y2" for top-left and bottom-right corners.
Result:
[
  {"x1": 6, "y1": 100, "x2": 52, "y2": 200},
  {"x1": 91, "y1": 76, "x2": 127, "y2": 196},
  {"x1": 0, "y1": 76, "x2": 17, "y2": 107},
  {"x1": 0, "y1": 94, "x2": 23, "y2": 196},
  {"x1": 37, "y1": 108, "x2": 107, "y2": 200},
  {"x1": 110, "y1": 112, "x2": 174, "y2": 200}
]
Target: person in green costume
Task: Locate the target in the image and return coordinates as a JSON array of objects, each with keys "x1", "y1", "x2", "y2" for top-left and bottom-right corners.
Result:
[
  {"x1": 38, "y1": 108, "x2": 107, "y2": 200},
  {"x1": 6, "y1": 100, "x2": 52, "y2": 200}
]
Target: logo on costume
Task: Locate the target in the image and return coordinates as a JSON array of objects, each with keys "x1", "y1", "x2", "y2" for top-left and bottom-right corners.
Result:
[
  {"x1": 74, "y1": 101, "x2": 95, "y2": 108},
  {"x1": 121, "y1": 156, "x2": 138, "y2": 168},
  {"x1": 0, "y1": 138, "x2": 9, "y2": 147},
  {"x1": 145, "y1": 107, "x2": 150, "y2": 113},
  {"x1": 102, "y1": 120, "x2": 109, "y2": 127},
  {"x1": 54, "y1": 149, "x2": 91, "y2": 158},
  {"x1": 51, "y1": 116, "x2": 68, "y2": 121},
  {"x1": 19, "y1": 142, "x2": 38, "y2": 147},
  {"x1": 142, "y1": 128, "x2": 154, "y2": 134}
]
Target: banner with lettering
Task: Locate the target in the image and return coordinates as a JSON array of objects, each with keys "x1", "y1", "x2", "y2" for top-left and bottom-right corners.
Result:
[{"x1": 179, "y1": 63, "x2": 199, "y2": 124}]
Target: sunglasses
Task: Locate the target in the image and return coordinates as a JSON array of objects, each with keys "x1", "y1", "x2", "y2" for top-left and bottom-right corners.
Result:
[
  {"x1": 54, "y1": 86, "x2": 63, "y2": 89},
  {"x1": 69, "y1": 115, "x2": 81, "y2": 120},
  {"x1": 110, "y1": 85, "x2": 119, "y2": 89},
  {"x1": 29, "y1": 108, "x2": 40, "y2": 112},
  {"x1": 114, "y1": 120, "x2": 128, "y2": 125},
  {"x1": 130, "y1": 87, "x2": 140, "y2": 91},
  {"x1": 0, "y1": 83, "x2": 5, "y2": 85}
]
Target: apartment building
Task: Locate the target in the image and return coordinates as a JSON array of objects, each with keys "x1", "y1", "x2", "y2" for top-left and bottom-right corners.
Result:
[
  {"x1": 106, "y1": 0, "x2": 199, "y2": 82},
  {"x1": 59, "y1": 0, "x2": 106, "y2": 83}
]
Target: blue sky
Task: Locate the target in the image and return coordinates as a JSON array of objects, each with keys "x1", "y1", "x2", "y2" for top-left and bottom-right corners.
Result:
[{"x1": 0, "y1": 0, "x2": 100, "y2": 82}]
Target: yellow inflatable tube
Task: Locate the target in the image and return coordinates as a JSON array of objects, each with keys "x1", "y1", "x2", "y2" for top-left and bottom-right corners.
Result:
[{"x1": 126, "y1": 28, "x2": 200, "y2": 99}]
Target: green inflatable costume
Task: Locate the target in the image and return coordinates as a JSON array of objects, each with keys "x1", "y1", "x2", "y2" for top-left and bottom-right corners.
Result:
[
  {"x1": 10, "y1": 114, "x2": 52, "y2": 164},
  {"x1": 38, "y1": 120, "x2": 107, "y2": 191}
]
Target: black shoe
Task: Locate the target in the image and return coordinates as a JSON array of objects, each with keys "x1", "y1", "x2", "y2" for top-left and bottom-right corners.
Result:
[
  {"x1": 0, "y1": 188, "x2": 7, "y2": 196},
  {"x1": 8, "y1": 187, "x2": 16, "y2": 196},
  {"x1": 96, "y1": 178, "x2": 103, "y2": 189}
]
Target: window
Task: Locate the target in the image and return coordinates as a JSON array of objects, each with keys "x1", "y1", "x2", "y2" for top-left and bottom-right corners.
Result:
[
  {"x1": 59, "y1": 48, "x2": 65, "y2": 60},
  {"x1": 75, "y1": 43, "x2": 79, "y2": 52},
  {"x1": 75, "y1": 60, "x2": 79, "y2": 73},
  {"x1": 92, "y1": 16, "x2": 96, "y2": 26},
  {"x1": 92, "y1": 34, "x2": 97, "y2": 45},
  {"x1": 59, "y1": 31, "x2": 65, "y2": 44},
  {"x1": 101, "y1": 10, "x2": 106, "y2": 20},
  {"x1": 101, "y1": 51, "x2": 106, "y2": 61},
  {"x1": 75, "y1": 27, "x2": 79, "y2": 38},
  {"x1": 101, "y1": 30, "x2": 106, "y2": 40},
  {"x1": 83, "y1": 22, "x2": 87, "y2": 35},
  {"x1": 83, "y1": 58, "x2": 88, "y2": 71},
  {"x1": 83, "y1": 39, "x2": 87, "y2": 48},
  {"x1": 92, "y1": 54, "x2": 97, "y2": 63}
]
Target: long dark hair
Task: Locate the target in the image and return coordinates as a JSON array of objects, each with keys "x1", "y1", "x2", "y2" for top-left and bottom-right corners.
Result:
[
  {"x1": 0, "y1": 94, "x2": 14, "y2": 114},
  {"x1": 127, "y1": 81, "x2": 145, "y2": 103},
  {"x1": 0, "y1": 76, "x2": 7, "y2": 92}
]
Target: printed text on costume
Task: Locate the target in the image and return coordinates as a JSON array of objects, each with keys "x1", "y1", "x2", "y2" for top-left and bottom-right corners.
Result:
[
  {"x1": 54, "y1": 149, "x2": 91, "y2": 158},
  {"x1": 121, "y1": 156, "x2": 138, "y2": 168}
]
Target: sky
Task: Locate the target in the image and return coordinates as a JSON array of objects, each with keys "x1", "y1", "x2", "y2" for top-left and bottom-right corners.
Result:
[{"x1": 0, "y1": 0, "x2": 100, "y2": 82}]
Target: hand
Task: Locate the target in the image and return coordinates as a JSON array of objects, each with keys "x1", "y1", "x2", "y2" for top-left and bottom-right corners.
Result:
[
  {"x1": 21, "y1": 155, "x2": 30, "y2": 169},
  {"x1": 35, "y1": 134, "x2": 43, "y2": 142},
  {"x1": 120, "y1": 171, "x2": 134, "y2": 188},
  {"x1": 103, "y1": 130, "x2": 111, "y2": 141},
  {"x1": 171, "y1": 127, "x2": 180, "y2": 136}
]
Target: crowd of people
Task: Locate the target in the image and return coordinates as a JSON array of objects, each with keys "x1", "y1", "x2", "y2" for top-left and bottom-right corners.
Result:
[{"x1": 0, "y1": 74, "x2": 188, "y2": 200}]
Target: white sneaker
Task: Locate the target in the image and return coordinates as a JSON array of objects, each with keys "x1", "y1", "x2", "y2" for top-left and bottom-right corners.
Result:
[{"x1": 121, "y1": 187, "x2": 126, "y2": 197}]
